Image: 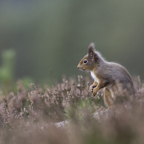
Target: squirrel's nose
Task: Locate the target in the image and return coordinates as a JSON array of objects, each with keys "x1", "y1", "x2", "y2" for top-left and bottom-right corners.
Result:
[{"x1": 77, "y1": 66, "x2": 80, "y2": 69}]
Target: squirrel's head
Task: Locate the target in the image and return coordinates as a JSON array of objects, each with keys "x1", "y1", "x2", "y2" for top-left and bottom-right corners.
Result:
[{"x1": 77, "y1": 43, "x2": 99, "y2": 71}]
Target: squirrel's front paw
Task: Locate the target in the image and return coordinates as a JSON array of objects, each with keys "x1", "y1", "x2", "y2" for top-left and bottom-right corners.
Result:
[
  {"x1": 92, "y1": 88, "x2": 97, "y2": 97},
  {"x1": 89, "y1": 85, "x2": 97, "y2": 93}
]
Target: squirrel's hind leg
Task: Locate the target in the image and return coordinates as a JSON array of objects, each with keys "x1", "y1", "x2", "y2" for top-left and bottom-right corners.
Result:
[{"x1": 104, "y1": 88, "x2": 114, "y2": 107}]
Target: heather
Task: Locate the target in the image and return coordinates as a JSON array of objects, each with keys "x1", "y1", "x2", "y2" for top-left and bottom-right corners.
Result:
[
  {"x1": 0, "y1": 76, "x2": 143, "y2": 144},
  {"x1": 0, "y1": 75, "x2": 98, "y2": 124}
]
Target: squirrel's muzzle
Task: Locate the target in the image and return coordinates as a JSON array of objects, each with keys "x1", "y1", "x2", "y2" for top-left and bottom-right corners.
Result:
[{"x1": 77, "y1": 64, "x2": 80, "y2": 69}]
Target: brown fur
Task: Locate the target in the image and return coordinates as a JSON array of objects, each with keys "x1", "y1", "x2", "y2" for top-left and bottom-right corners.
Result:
[
  {"x1": 104, "y1": 88, "x2": 113, "y2": 107},
  {"x1": 77, "y1": 43, "x2": 135, "y2": 107}
]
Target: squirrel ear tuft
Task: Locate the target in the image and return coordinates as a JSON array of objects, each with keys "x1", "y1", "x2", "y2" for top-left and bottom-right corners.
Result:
[
  {"x1": 88, "y1": 43, "x2": 95, "y2": 49},
  {"x1": 88, "y1": 43, "x2": 95, "y2": 61}
]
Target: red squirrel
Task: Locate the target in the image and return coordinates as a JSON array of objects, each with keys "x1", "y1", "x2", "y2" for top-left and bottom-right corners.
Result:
[{"x1": 77, "y1": 43, "x2": 135, "y2": 107}]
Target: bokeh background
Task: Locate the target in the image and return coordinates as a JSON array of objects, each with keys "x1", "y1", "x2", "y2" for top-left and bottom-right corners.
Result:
[{"x1": 0, "y1": 0, "x2": 144, "y2": 85}]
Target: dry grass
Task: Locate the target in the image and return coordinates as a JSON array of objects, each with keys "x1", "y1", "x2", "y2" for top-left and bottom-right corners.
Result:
[{"x1": 0, "y1": 75, "x2": 144, "y2": 144}]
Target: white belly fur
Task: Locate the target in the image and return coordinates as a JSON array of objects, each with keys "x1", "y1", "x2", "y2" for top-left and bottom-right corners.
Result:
[{"x1": 90, "y1": 71, "x2": 99, "y2": 83}]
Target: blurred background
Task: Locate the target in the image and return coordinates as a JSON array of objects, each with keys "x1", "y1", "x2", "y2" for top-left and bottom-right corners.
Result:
[{"x1": 0, "y1": 0, "x2": 144, "y2": 86}]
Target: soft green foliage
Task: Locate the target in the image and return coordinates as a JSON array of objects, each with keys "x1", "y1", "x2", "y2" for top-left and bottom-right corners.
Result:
[
  {"x1": 0, "y1": 50, "x2": 15, "y2": 94},
  {"x1": 20, "y1": 77, "x2": 34, "y2": 89}
]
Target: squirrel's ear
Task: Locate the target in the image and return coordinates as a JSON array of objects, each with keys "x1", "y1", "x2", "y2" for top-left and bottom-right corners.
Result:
[{"x1": 88, "y1": 43, "x2": 95, "y2": 61}]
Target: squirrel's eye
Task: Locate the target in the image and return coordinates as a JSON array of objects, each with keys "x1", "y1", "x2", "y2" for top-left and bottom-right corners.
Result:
[{"x1": 83, "y1": 60, "x2": 88, "y2": 64}]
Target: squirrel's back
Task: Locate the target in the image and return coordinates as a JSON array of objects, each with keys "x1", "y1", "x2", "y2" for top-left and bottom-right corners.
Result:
[{"x1": 97, "y1": 61, "x2": 133, "y2": 84}]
